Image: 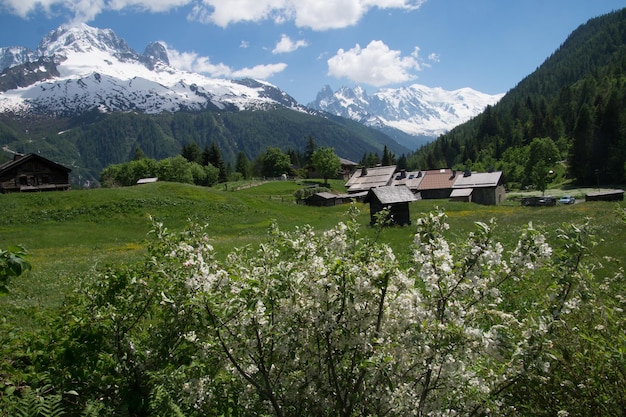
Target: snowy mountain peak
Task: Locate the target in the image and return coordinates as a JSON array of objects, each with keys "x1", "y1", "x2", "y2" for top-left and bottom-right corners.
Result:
[
  {"x1": 36, "y1": 23, "x2": 136, "y2": 61},
  {"x1": 0, "y1": 23, "x2": 306, "y2": 116},
  {"x1": 141, "y1": 42, "x2": 170, "y2": 69},
  {"x1": 0, "y1": 46, "x2": 33, "y2": 71},
  {"x1": 309, "y1": 84, "x2": 504, "y2": 140}
]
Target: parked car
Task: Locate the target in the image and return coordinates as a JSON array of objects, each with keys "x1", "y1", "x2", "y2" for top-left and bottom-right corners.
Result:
[
  {"x1": 559, "y1": 195, "x2": 575, "y2": 204},
  {"x1": 521, "y1": 196, "x2": 556, "y2": 206}
]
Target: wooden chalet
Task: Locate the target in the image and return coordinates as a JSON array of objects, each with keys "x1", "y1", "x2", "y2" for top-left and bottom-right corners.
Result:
[
  {"x1": 0, "y1": 154, "x2": 71, "y2": 193},
  {"x1": 450, "y1": 171, "x2": 506, "y2": 205},
  {"x1": 345, "y1": 165, "x2": 397, "y2": 193},
  {"x1": 363, "y1": 185, "x2": 417, "y2": 226},
  {"x1": 416, "y1": 169, "x2": 460, "y2": 199}
]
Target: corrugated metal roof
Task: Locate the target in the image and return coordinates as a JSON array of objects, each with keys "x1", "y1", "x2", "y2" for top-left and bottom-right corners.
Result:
[
  {"x1": 390, "y1": 170, "x2": 424, "y2": 190},
  {"x1": 345, "y1": 165, "x2": 396, "y2": 192},
  {"x1": 452, "y1": 171, "x2": 503, "y2": 188},
  {"x1": 417, "y1": 169, "x2": 459, "y2": 191},
  {"x1": 365, "y1": 185, "x2": 418, "y2": 204}
]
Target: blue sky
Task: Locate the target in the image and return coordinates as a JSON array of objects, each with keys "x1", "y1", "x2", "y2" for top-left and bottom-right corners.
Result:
[{"x1": 0, "y1": 0, "x2": 624, "y2": 104}]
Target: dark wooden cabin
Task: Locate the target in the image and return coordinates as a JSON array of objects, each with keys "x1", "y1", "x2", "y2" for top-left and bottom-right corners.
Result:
[
  {"x1": 585, "y1": 189, "x2": 624, "y2": 202},
  {"x1": 364, "y1": 185, "x2": 417, "y2": 226},
  {"x1": 0, "y1": 154, "x2": 71, "y2": 193}
]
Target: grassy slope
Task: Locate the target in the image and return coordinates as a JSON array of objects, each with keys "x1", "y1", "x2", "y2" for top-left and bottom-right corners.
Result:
[{"x1": 1, "y1": 181, "x2": 624, "y2": 327}]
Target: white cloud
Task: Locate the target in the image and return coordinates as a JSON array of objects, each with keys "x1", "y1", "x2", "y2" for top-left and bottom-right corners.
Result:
[
  {"x1": 428, "y1": 52, "x2": 440, "y2": 62},
  {"x1": 232, "y1": 63, "x2": 287, "y2": 79},
  {"x1": 0, "y1": 0, "x2": 193, "y2": 21},
  {"x1": 108, "y1": 0, "x2": 192, "y2": 12},
  {"x1": 189, "y1": 0, "x2": 287, "y2": 27},
  {"x1": 165, "y1": 44, "x2": 287, "y2": 80},
  {"x1": 166, "y1": 46, "x2": 231, "y2": 77},
  {"x1": 272, "y1": 34, "x2": 308, "y2": 54},
  {"x1": 327, "y1": 40, "x2": 421, "y2": 87},
  {"x1": 191, "y1": 0, "x2": 425, "y2": 30},
  {"x1": 1, "y1": 0, "x2": 425, "y2": 29},
  {"x1": 240, "y1": 40, "x2": 250, "y2": 48}
]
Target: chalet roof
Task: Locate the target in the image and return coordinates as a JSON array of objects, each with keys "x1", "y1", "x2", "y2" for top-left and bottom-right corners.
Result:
[
  {"x1": 345, "y1": 165, "x2": 396, "y2": 193},
  {"x1": 364, "y1": 185, "x2": 418, "y2": 205},
  {"x1": 452, "y1": 171, "x2": 503, "y2": 188},
  {"x1": 417, "y1": 169, "x2": 459, "y2": 191},
  {"x1": 0, "y1": 153, "x2": 71, "y2": 174},
  {"x1": 390, "y1": 170, "x2": 424, "y2": 190}
]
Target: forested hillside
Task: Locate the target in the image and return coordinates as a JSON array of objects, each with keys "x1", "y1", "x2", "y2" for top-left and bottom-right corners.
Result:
[
  {"x1": 408, "y1": 8, "x2": 626, "y2": 187},
  {"x1": 0, "y1": 106, "x2": 408, "y2": 186}
]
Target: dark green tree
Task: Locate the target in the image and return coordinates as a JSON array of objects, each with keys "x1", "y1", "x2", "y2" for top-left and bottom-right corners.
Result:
[
  {"x1": 235, "y1": 151, "x2": 251, "y2": 179},
  {"x1": 305, "y1": 136, "x2": 317, "y2": 165},
  {"x1": 569, "y1": 104, "x2": 594, "y2": 184},
  {"x1": 381, "y1": 145, "x2": 396, "y2": 166},
  {"x1": 181, "y1": 142, "x2": 202, "y2": 164},
  {"x1": 311, "y1": 147, "x2": 341, "y2": 186},
  {"x1": 203, "y1": 142, "x2": 228, "y2": 182},
  {"x1": 132, "y1": 147, "x2": 146, "y2": 161},
  {"x1": 260, "y1": 147, "x2": 291, "y2": 178},
  {"x1": 526, "y1": 137, "x2": 560, "y2": 194}
]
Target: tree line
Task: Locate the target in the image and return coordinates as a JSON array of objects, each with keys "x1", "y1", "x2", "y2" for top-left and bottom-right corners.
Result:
[{"x1": 100, "y1": 136, "x2": 354, "y2": 187}]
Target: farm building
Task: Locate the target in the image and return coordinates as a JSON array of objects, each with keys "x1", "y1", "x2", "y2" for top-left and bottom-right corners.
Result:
[
  {"x1": 345, "y1": 165, "x2": 397, "y2": 193},
  {"x1": 585, "y1": 189, "x2": 624, "y2": 202},
  {"x1": 363, "y1": 185, "x2": 418, "y2": 226},
  {"x1": 417, "y1": 169, "x2": 460, "y2": 199},
  {"x1": 451, "y1": 171, "x2": 506, "y2": 205},
  {"x1": 345, "y1": 166, "x2": 506, "y2": 205},
  {"x1": 0, "y1": 153, "x2": 71, "y2": 193}
]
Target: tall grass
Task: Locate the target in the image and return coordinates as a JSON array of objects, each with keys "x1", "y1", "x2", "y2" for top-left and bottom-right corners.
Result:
[{"x1": 1, "y1": 181, "x2": 624, "y2": 328}]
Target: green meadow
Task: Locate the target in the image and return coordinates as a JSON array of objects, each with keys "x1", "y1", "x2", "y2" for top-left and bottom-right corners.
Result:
[{"x1": 1, "y1": 180, "x2": 625, "y2": 328}]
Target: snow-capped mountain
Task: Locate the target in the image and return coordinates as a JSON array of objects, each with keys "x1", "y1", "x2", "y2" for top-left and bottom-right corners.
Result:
[
  {"x1": 309, "y1": 84, "x2": 504, "y2": 140},
  {"x1": 0, "y1": 23, "x2": 301, "y2": 115}
]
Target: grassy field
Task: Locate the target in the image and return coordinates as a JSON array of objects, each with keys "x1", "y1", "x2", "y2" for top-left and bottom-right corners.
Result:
[{"x1": 1, "y1": 180, "x2": 625, "y2": 328}]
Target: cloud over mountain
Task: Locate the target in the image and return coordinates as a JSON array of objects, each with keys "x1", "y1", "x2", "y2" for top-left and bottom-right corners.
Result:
[
  {"x1": 327, "y1": 40, "x2": 421, "y2": 86},
  {"x1": 1, "y1": 0, "x2": 426, "y2": 29}
]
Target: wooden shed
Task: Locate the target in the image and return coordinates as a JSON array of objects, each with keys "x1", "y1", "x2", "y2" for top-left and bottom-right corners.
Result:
[
  {"x1": 585, "y1": 189, "x2": 624, "y2": 202},
  {"x1": 305, "y1": 192, "x2": 339, "y2": 207},
  {"x1": 0, "y1": 154, "x2": 71, "y2": 193},
  {"x1": 364, "y1": 185, "x2": 417, "y2": 226}
]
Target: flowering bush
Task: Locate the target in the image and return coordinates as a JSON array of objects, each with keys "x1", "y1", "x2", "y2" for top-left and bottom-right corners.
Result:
[
  {"x1": 159, "y1": 205, "x2": 607, "y2": 417},
  {"x1": 7, "y1": 205, "x2": 622, "y2": 416}
]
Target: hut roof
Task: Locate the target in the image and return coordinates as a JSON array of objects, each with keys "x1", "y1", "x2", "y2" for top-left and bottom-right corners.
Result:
[{"x1": 364, "y1": 185, "x2": 418, "y2": 205}]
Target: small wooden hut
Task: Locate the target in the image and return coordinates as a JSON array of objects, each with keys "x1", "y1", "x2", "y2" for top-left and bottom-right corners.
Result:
[{"x1": 363, "y1": 185, "x2": 417, "y2": 226}]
